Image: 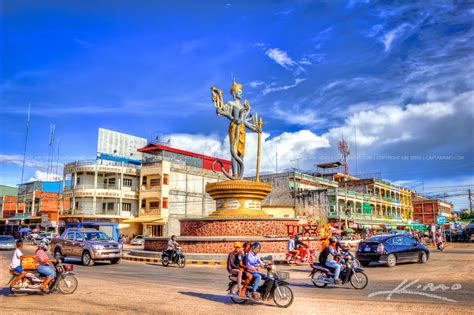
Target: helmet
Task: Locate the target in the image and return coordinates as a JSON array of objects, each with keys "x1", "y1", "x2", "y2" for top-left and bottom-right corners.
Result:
[
  {"x1": 295, "y1": 234, "x2": 301, "y2": 240},
  {"x1": 233, "y1": 242, "x2": 242, "y2": 248},
  {"x1": 328, "y1": 237, "x2": 337, "y2": 244},
  {"x1": 251, "y1": 242, "x2": 261, "y2": 250},
  {"x1": 38, "y1": 241, "x2": 48, "y2": 250}
]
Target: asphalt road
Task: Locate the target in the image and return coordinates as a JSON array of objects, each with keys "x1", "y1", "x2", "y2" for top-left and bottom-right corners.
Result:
[{"x1": 1, "y1": 243, "x2": 473, "y2": 314}]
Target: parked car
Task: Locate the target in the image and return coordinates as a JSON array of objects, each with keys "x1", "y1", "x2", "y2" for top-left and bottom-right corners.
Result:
[
  {"x1": 356, "y1": 234, "x2": 429, "y2": 267},
  {"x1": 339, "y1": 236, "x2": 360, "y2": 248},
  {"x1": 51, "y1": 228, "x2": 121, "y2": 266},
  {"x1": 130, "y1": 235, "x2": 145, "y2": 246},
  {"x1": 0, "y1": 235, "x2": 16, "y2": 250}
]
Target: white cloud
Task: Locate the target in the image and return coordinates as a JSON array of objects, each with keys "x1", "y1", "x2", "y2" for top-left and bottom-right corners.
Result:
[
  {"x1": 167, "y1": 129, "x2": 329, "y2": 175},
  {"x1": 265, "y1": 48, "x2": 296, "y2": 68},
  {"x1": 262, "y1": 78, "x2": 305, "y2": 95},
  {"x1": 273, "y1": 107, "x2": 326, "y2": 127},
  {"x1": 249, "y1": 80, "x2": 264, "y2": 88},
  {"x1": 380, "y1": 23, "x2": 411, "y2": 51},
  {"x1": 28, "y1": 170, "x2": 62, "y2": 182}
]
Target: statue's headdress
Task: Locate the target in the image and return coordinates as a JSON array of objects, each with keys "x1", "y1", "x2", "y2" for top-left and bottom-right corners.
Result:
[{"x1": 230, "y1": 77, "x2": 242, "y2": 96}]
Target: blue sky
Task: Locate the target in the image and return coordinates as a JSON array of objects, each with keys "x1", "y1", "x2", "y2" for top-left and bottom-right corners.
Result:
[{"x1": 1, "y1": 1, "x2": 473, "y2": 209}]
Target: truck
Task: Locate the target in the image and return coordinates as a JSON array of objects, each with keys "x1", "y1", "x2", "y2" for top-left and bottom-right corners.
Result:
[{"x1": 51, "y1": 228, "x2": 122, "y2": 266}]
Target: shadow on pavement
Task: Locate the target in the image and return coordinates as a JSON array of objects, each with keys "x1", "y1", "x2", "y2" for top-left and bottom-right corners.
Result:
[
  {"x1": 179, "y1": 291, "x2": 231, "y2": 304},
  {"x1": 290, "y1": 282, "x2": 352, "y2": 289}
]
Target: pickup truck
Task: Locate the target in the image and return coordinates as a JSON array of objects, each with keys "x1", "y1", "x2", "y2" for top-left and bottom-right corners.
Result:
[{"x1": 51, "y1": 228, "x2": 121, "y2": 266}]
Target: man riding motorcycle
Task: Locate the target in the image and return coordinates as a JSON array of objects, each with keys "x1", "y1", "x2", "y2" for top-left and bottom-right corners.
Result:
[
  {"x1": 318, "y1": 237, "x2": 342, "y2": 284},
  {"x1": 165, "y1": 235, "x2": 180, "y2": 260},
  {"x1": 227, "y1": 242, "x2": 253, "y2": 298},
  {"x1": 245, "y1": 242, "x2": 267, "y2": 299},
  {"x1": 35, "y1": 242, "x2": 57, "y2": 291}
]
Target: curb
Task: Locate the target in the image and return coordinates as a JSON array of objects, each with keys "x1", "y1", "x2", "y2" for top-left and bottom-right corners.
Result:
[
  {"x1": 123, "y1": 255, "x2": 289, "y2": 266},
  {"x1": 123, "y1": 255, "x2": 226, "y2": 265}
]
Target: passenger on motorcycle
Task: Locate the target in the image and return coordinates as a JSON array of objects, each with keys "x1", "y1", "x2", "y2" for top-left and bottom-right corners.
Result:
[
  {"x1": 287, "y1": 234, "x2": 300, "y2": 262},
  {"x1": 295, "y1": 234, "x2": 310, "y2": 262},
  {"x1": 318, "y1": 237, "x2": 342, "y2": 284},
  {"x1": 245, "y1": 242, "x2": 267, "y2": 299},
  {"x1": 227, "y1": 242, "x2": 252, "y2": 298},
  {"x1": 166, "y1": 235, "x2": 180, "y2": 260},
  {"x1": 35, "y1": 242, "x2": 57, "y2": 291},
  {"x1": 10, "y1": 240, "x2": 27, "y2": 287}
]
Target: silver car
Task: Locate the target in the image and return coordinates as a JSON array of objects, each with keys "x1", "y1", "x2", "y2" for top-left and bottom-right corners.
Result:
[
  {"x1": 0, "y1": 235, "x2": 16, "y2": 250},
  {"x1": 51, "y1": 228, "x2": 121, "y2": 266},
  {"x1": 130, "y1": 235, "x2": 145, "y2": 246}
]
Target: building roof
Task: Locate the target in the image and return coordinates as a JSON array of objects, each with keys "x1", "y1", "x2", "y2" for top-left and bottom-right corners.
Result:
[
  {"x1": 0, "y1": 185, "x2": 18, "y2": 197},
  {"x1": 138, "y1": 143, "x2": 231, "y2": 165},
  {"x1": 315, "y1": 162, "x2": 342, "y2": 169}
]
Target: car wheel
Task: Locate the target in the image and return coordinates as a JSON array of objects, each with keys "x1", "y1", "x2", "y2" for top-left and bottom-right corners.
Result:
[
  {"x1": 54, "y1": 248, "x2": 64, "y2": 263},
  {"x1": 82, "y1": 251, "x2": 94, "y2": 266},
  {"x1": 386, "y1": 254, "x2": 397, "y2": 267},
  {"x1": 419, "y1": 252, "x2": 428, "y2": 264}
]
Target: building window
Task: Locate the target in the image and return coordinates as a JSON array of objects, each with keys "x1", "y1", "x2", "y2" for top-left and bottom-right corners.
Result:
[
  {"x1": 123, "y1": 178, "x2": 132, "y2": 187},
  {"x1": 76, "y1": 177, "x2": 81, "y2": 185},
  {"x1": 141, "y1": 199, "x2": 146, "y2": 208},
  {"x1": 151, "y1": 225, "x2": 163, "y2": 237},
  {"x1": 162, "y1": 197, "x2": 168, "y2": 209},
  {"x1": 149, "y1": 201, "x2": 160, "y2": 209},
  {"x1": 142, "y1": 176, "x2": 147, "y2": 185},
  {"x1": 122, "y1": 203, "x2": 132, "y2": 211},
  {"x1": 163, "y1": 174, "x2": 169, "y2": 185},
  {"x1": 150, "y1": 178, "x2": 161, "y2": 187},
  {"x1": 75, "y1": 201, "x2": 80, "y2": 209},
  {"x1": 103, "y1": 203, "x2": 114, "y2": 211}
]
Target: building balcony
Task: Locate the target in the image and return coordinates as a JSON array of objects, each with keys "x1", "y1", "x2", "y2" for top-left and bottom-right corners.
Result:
[{"x1": 327, "y1": 212, "x2": 404, "y2": 223}]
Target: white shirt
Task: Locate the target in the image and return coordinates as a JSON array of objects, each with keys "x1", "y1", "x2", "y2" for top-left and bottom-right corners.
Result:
[{"x1": 11, "y1": 248, "x2": 23, "y2": 269}]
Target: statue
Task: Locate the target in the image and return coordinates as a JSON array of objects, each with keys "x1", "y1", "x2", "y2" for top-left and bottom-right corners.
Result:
[{"x1": 211, "y1": 79, "x2": 262, "y2": 180}]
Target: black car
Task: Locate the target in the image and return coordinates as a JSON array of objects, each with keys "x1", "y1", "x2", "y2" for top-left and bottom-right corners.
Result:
[{"x1": 356, "y1": 234, "x2": 429, "y2": 267}]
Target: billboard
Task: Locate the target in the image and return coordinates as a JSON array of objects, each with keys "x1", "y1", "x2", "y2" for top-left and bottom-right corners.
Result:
[{"x1": 97, "y1": 128, "x2": 147, "y2": 161}]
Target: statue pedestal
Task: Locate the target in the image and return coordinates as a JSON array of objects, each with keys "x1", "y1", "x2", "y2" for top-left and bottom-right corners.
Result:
[{"x1": 205, "y1": 180, "x2": 272, "y2": 218}]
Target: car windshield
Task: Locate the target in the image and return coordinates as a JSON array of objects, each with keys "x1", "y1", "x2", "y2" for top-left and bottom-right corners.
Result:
[
  {"x1": 84, "y1": 232, "x2": 110, "y2": 241},
  {"x1": 0, "y1": 236, "x2": 14, "y2": 241}
]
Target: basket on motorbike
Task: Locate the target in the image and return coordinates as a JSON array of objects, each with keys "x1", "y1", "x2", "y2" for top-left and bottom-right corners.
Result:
[
  {"x1": 62, "y1": 264, "x2": 74, "y2": 272},
  {"x1": 276, "y1": 271, "x2": 290, "y2": 280},
  {"x1": 21, "y1": 256, "x2": 37, "y2": 270}
]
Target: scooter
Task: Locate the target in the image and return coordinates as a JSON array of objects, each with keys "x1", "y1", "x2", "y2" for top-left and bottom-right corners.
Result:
[
  {"x1": 227, "y1": 265, "x2": 294, "y2": 308},
  {"x1": 309, "y1": 254, "x2": 368, "y2": 289},
  {"x1": 8, "y1": 261, "x2": 78, "y2": 295},
  {"x1": 162, "y1": 246, "x2": 186, "y2": 268}
]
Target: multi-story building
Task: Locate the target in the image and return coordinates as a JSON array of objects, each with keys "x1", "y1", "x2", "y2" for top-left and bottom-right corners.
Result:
[
  {"x1": 133, "y1": 143, "x2": 230, "y2": 237},
  {"x1": 253, "y1": 171, "x2": 338, "y2": 221},
  {"x1": 61, "y1": 158, "x2": 141, "y2": 235},
  {"x1": 0, "y1": 185, "x2": 23, "y2": 234},
  {"x1": 412, "y1": 196, "x2": 454, "y2": 224}
]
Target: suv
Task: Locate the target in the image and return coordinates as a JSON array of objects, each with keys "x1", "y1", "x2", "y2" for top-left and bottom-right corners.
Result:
[{"x1": 51, "y1": 228, "x2": 121, "y2": 266}]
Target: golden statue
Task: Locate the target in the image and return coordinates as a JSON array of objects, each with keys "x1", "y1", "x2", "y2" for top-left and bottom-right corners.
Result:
[{"x1": 211, "y1": 79, "x2": 262, "y2": 180}]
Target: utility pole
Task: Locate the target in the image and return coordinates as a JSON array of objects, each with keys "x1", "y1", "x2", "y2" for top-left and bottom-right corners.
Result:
[
  {"x1": 469, "y1": 189, "x2": 473, "y2": 215},
  {"x1": 275, "y1": 148, "x2": 278, "y2": 173}
]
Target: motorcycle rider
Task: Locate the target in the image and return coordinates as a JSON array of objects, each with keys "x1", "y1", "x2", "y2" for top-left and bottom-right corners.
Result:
[
  {"x1": 35, "y1": 242, "x2": 57, "y2": 291},
  {"x1": 166, "y1": 235, "x2": 180, "y2": 261},
  {"x1": 318, "y1": 237, "x2": 342, "y2": 284},
  {"x1": 227, "y1": 242, "x2": 252, "y2": 298},
  {"x1": 245, "y1": 242, "x2": 267, "y2": 299},
  {"x1": 10, "y1": 240, "x2": 27, "y2": 287},
  {"x1": 287, "y1": 234, "x2": 300, "y2": 262}
]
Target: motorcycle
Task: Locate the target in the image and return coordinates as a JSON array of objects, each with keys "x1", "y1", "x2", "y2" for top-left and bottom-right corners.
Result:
[
  {"x1": 227, "y1": 265, "x2": 294, "y2": 308},
  {"x1": 339, "y1": 247, "x2": 361, "y2": 269},
  {"x1": 309, "y1": 254, "x2": 368, "y2": 290},
  {"x1": 162, "y1": 246, "x2": 186, "y2": 268},
  {"x1": 7, "y1": 261, "x2": 78, "y2": 295},
  {"x1": 286, "y1": 248, "x2": 316, "y2": 264}
]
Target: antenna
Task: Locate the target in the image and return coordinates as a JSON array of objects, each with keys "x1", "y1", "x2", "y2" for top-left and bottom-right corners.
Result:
[
  {"x1": 338, "y1": 133, "x2": 350, "y2": 175},
  {"x1": 275, "y1": 147, "x2": 278, "y2": 173},
  {"x1": 55, "y1": 138, "x2": 60, "y2": 179},
  {"x1": 354, "y1": 125, "x2": 358, "y2": 176},
  {"x1": 20, "y1": 103, "x2": 31, "y2": 185},
  {"x1": 47, "y1": 124, "x2": 56, "y2": 180}
]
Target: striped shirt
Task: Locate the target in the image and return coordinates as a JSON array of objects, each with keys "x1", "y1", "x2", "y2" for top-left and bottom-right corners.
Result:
[{"x1": 35, "y1": 249, "x2": 49, "y2": 266}]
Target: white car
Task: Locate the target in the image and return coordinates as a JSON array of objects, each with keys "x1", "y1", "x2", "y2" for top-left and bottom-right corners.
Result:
[
  {"x1": 130, "y1": 235, "x2": 145, "y2": 246},
  {"x1": 339, "y1": 236, "x2": 361, "y2": 248}
]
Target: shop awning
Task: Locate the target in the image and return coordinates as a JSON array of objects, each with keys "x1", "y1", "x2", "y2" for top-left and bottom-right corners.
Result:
[
  {"x1": 122, "y1": 216, "x2": 165, "y2": 223},
  {"x1": 5, "y1": 215, "x2": 31, "y2": 220}
]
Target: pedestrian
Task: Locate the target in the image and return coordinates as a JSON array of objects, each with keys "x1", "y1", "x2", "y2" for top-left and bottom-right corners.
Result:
[{"x1": 119, "y1": 234, "x2": 125, "y2": 249}]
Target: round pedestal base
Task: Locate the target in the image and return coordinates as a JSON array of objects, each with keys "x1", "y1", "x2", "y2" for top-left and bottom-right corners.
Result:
[{"x1": 205, "y1": 180, "x2": 272, "y2": 218}]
